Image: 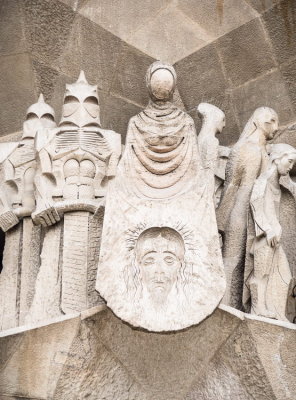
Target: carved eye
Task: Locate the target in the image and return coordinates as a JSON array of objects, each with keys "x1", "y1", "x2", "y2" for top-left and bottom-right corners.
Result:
[
  {"x1": 26, "y1": 112, "x2": 38, "y2": 120},
  {"x1": 271, "y1": 119, "x2": 276, "y2": 123},
  {"x1": 84, "y1": 96, "x2": 100, "y2": 118},
  {"x1": 84, "y1": 96, "x2": 98, "y2": 105},
  {"x1": 143, "y1": 257, "x2": 155, "y2": 265},
  {"x1": 64, "y1": 95, "x2": 79, "y2": 104},
  {"x1": 164, "y1": 256, "x2": 175, "y2": 265},
  {"x1": 41, "y1": 113, "x2": 55, "y2": 121},
  {"x1": 63, "y1": 96, "x2": 79, "y2": 117}
]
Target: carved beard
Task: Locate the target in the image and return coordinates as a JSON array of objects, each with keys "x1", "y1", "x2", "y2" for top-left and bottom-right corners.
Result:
[
  {"x1": 132, "y1": 281, "x2": 190, "y2": 332},
  {"x1": 142, "y1": 281, "x2": 176, "y2": 308}
]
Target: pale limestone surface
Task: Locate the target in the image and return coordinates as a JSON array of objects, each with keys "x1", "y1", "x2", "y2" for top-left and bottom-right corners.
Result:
[
  {"x1": 1, "y1": 0, "x2": 295, "y2": 146},
  {"x1": 197, "y1": 102, "x2": 225, "y2": 201},
  {"x1": 96, "y1": 62, "x2": 225, "y2": 332},
  {"x1": 244, "y1": 144, "x2": 296, "y2": 321},
  {"x1": 27, "y1": 72, "x2": 120, "y2": 324},
  {"x1": 0, "y1": 1, "x2": 296, "y2": 398},
  {"x1": 0, "y1": 94, "x2": 56, "y2": 231},
  {"x1": 0, "y1": 305, "x2": 295, "y2": 400},
  {"x1": 32, "y1": 71, "x2": 121, "y2": 226},
  {"x1": 0, "y1": 95, "x2": 56, "y2": 330},
  {"x1": 217, "y1": 107, "x2": 279, "y2": 309},
  {"x1": 214, "y1": 145, "x2": 230, "y2": 208},
  {"x1": 75, "y1": 0, "x2": 258, "y2": 63}
]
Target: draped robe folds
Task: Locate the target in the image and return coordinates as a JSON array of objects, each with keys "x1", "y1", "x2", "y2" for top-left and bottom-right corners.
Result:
[
  {"x1": 96, "y1": 101, "x2": 226, "y2": 332},
  {"x1": 243, "y1": 176, "x2": 291, "y2": 321},
  {"x1": 123, "y1": 102, "x2": 199, "y2": 198}
]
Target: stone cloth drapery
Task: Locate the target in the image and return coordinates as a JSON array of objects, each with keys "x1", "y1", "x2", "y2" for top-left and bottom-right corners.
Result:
[{"x1": 96, "y1": 99, "x2": 225, "y2": 332}]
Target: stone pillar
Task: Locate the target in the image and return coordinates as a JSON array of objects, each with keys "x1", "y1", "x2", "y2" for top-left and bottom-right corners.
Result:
[
  {"x1": 0, "y1": 218, "x2": 42, "y2": 330},
  {"x1": 19, "y1": 218, "x2": 41, "y2": 325},
  {"x1": 0, "y1": 224, "x2": 22, "y2": 330},
  {"x1": 61, "y1": 211, "x2": 91, "y2": 313},
  {"x1": 26, "y1": 223, "x2": 62, "y2": 324},
  {"x1": 62, "y1": 211, "x2": 105, "y2": 313}
]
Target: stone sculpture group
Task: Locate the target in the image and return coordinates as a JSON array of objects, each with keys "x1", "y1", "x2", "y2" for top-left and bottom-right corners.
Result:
[{"x1": 0, "y1": 62, "x2": 295, "y2": 332}]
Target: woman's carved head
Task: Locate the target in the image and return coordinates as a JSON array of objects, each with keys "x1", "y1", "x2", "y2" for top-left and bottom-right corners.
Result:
[{"x1": 269, "y1": 143, "x2": 296, "y2": 176}]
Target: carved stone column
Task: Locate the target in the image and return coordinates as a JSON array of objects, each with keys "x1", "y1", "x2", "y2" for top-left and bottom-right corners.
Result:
[{"x1": 61, "y1": 211, "x2": 103, "y2": 313}]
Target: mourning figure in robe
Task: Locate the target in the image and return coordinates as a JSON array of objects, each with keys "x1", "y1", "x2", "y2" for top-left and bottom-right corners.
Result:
[
  {"x1": 216, "y1": 107, "x2": 279, "y2": 309},
  {"x1": 244, "y1": 143, "x2": 296, "y2": 321}
]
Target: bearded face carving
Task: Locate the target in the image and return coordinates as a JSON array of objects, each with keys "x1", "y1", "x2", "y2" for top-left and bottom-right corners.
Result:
[{"x1": 134, "y1": 227, "x2": 185, "y2": 303}]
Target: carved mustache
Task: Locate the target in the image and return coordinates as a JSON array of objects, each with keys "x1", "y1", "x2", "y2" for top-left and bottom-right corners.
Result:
[{"x1": 151, "y1": 277, "x2": 170, "y2": 284}]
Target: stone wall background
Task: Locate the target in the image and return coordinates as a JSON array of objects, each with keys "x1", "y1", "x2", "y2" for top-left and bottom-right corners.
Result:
[
  {"x1": 0, "y1": 0, "x2": 296, "y2": 145},
  {"x1": 1, "y1": 306, "x2": 296, "y2": 400}
]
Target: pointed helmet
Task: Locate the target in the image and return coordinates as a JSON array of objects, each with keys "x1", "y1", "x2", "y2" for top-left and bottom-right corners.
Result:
[
  {"x1": 22, "y1": 94, "x2": 56, "y2": 139},
  {"x1": 59, "y1": 71, "x2": 101, "y2": 129}
]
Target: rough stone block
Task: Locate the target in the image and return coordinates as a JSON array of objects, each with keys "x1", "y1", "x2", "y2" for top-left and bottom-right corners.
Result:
[
  {"x1": 0, "y1": 0, "x2": 26, "y2": 57},
  {"x1": 32, "y1": 59, "x2": 60, "y2": 102},
  {"x1": 174, "y1": 42, "x2": 228, "y2": 111},
  {"x1": 217, "y1": 17, "x2": 275, "y2": 87},
  {"x1": 232, "y1": 69, "x2": 295, "y2": 130},
  {"x1": 247, "y1": 316, "x2": 296, "y2": 399},
  {"x1": 0, "y1": 53, "x2": 36, "y2": 136},
  {"x1": 22, "y1": 0, "x2": 76, "y2": 66},
  {"x1": 186, "y1": 321, "x2": 277, "y2": 399},
  {"x1": 58, "y1": 0, "x2": 87, "y2": 11},
  {"x1": 262, "y1": 0, "x2": 296, "y2": 65},
  {"x1": 177, "y1": 0, "x2": 258, "y2": 38},
  {"x1": 246, "y1": 0, "x2": 281, "y2": 13},
  {"x1": 54, "y1": 14, "x2": 123, "y2": 93},
  {"x1": 79, "y1": 0, "x2": 171, "y2": 44},
  {"x1": 281, "y1": 58, "x2": 296, "y2": 113},
  {"x1": 2, "y1": 306, "x2": 295, "y2": 399},
  {"x1": 99, "y1": 92, "x2": 142, "y2": 142},
  {"x1": 110, "y1": 44, "x2": 155, "y2": 107},
  {"x1": 93, "y1": 308, "x2": 241, "y2": 400},
  {"x1": 54, "y1": 313, "x2": 149, "y2": 400},
  {"x1": 0, "y1": 316, "x2": 80, "y2": 399},
  {"x1": 129, "y1": 6, "x2": 210, "y2": 64}
]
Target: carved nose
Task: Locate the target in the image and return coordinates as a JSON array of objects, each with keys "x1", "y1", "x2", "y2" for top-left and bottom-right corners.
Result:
[{"x1": 154, "y1": 271, "x2": 165, "y2": 280}]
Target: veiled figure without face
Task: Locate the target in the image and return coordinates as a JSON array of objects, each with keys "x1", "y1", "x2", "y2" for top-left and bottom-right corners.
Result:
[
  {"x1": 123, "y1": 61, "x2": 201, "y2": 199},
  {"x1": 96, "y1": 61, "x2": 225, "y2": 332}
]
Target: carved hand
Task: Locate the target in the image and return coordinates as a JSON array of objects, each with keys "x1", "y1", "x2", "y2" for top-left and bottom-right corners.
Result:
[
  {"x1": 33, "y1": 202, "x2": 60, "y2": 227},
  {"x1": 266, "y1": 229, "x2": 281, "y2": 247}
]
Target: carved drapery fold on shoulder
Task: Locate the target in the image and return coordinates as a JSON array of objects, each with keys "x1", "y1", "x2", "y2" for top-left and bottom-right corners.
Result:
[{"x1": 96, "y1": 62, "x2": 226, "y2": 332}]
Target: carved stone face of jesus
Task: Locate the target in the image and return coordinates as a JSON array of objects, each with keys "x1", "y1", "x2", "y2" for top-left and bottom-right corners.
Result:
[
  {"x1": 135, "y1": 227, "x2": 185, "y2": 301},
  {"x1": 150, "y1": 69, "x2": 175, "y2": 101}
]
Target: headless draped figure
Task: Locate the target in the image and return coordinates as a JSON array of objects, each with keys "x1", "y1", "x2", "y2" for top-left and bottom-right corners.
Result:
[{"x1": 216, "y1": 107, "x2": 279, "y2": 309}]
